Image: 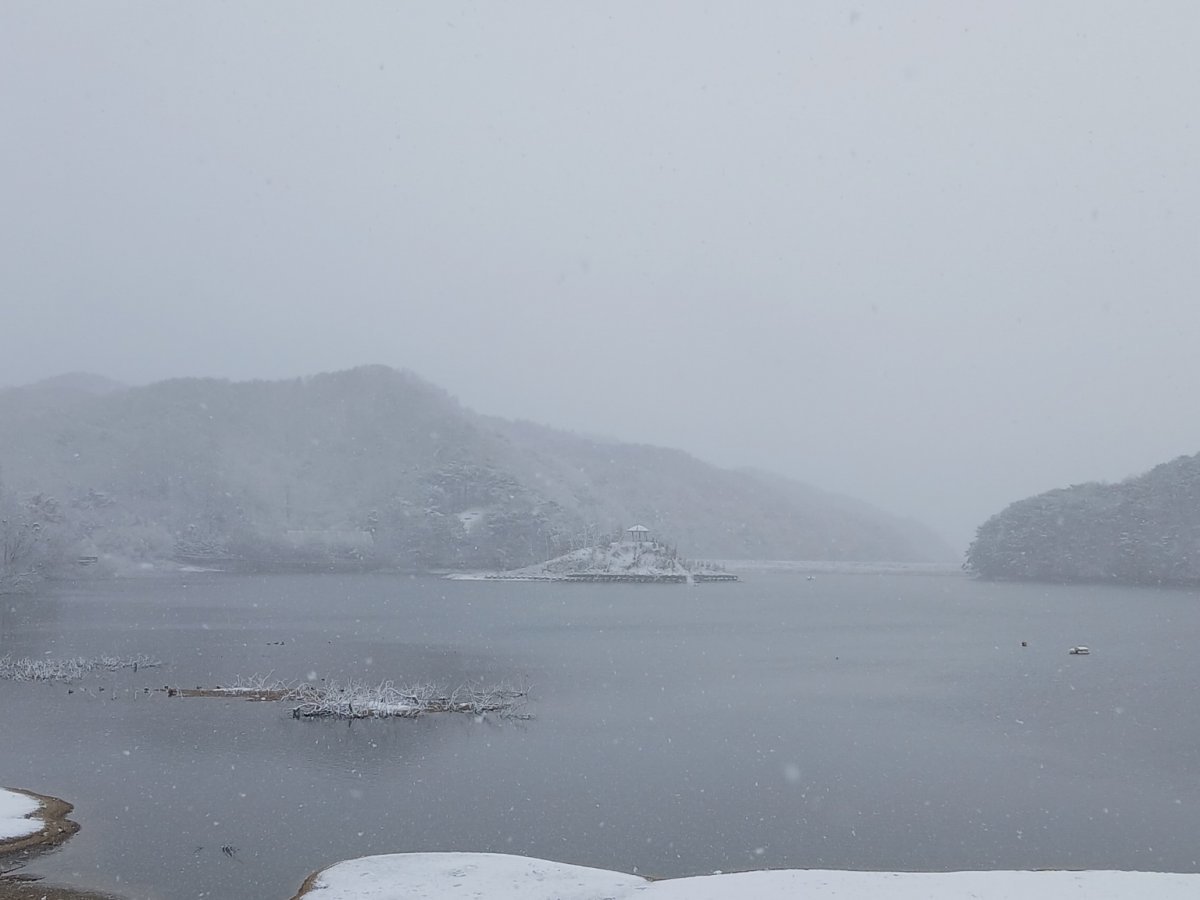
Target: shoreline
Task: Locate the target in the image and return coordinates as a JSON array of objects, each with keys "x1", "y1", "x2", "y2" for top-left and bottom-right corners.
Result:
[
  {"x1": 0, "y1": 789, "x2": 116, "y2": 900},
  {"x1": 287, "y1": 852, "x2": 1200, "y2": 899},
  {"x1": 0, "y1": 880, "x2": 119, "y2": 900},
  {"x1": 0, "y1": 789, "x2": 79, "y2": 857},
  {"x1": 289, "y1": 867, "x2": 322, "y2": 900}
]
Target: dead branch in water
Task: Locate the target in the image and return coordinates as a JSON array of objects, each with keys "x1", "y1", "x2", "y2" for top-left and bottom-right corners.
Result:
[
  {"x1": 289, "y1": 679, "x2": 531, "y2": 720},
  {"x1": 0, "y1": 654, "x2": 160, "y2": 683},
  {"x1": 164, "y1": 674, "x2": 532, "y2": 720},
  {"x1": 169, "y1": 672, "x2": 297, "y2": 700}
]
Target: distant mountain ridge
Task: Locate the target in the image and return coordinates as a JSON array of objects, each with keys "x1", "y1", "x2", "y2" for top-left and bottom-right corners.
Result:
[
  {"x1": 0, "y1": 365, "x2": 954, "y2": 571},
  {"x1": 966, "y1": 452, "x2": 1200, "y2": 584},
  {"x1": 27, "y1": 372, "x2": 128, "y2": 396}
]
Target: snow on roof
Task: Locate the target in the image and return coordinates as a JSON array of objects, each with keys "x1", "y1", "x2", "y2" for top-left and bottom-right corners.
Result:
[
  {"x1": 627, "y1": 525, "x2": 650, "y2": 532},
  {"x1": 298, "y1": 853, "x2": 1200, "y2": 900}
]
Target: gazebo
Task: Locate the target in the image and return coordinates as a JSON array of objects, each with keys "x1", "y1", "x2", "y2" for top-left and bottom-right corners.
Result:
[{"x1": 626, "y1": 525, "x2": 651, "y2": 544}]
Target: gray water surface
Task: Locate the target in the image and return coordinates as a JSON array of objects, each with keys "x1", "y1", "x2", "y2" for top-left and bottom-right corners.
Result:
[{"x1": 3, "y1": 571, "x2": 1200, "y2": 899}]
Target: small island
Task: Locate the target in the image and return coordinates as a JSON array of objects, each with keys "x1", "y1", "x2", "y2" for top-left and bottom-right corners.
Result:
[{"x1": 455, "y1": 525, "x2": 738, "y2": 583}]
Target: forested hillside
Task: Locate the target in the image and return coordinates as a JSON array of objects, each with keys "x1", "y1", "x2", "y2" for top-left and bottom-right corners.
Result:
[
  {"x1": 966, "y1": 453, "x2": 1200, "y2": 584},
  {"x1": 0, "y1": 365, "x2": 953, "y2": 579}
]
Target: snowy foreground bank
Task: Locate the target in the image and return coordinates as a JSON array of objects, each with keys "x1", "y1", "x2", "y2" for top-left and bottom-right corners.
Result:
[
  {"x1": 296, "y1": 852, "x2": 1200, "y2": 900},
  {"x1": 0, "y1": 787, "x2": 43, "y2": 842}
]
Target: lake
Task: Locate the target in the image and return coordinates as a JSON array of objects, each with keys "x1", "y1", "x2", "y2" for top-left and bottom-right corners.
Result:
[{"x1": 3, "y1": 571, "x2": 1200, "y2": 899}]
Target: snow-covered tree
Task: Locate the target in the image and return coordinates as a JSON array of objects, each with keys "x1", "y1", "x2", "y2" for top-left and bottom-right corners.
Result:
[{"x1": 0, "y1": 487, "x2": 67, "y2": 591}]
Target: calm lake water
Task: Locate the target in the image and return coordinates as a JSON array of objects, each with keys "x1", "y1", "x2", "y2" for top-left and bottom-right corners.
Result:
[{"x1": 3, "y1": 571, "x2": 1200, "y2": 899}]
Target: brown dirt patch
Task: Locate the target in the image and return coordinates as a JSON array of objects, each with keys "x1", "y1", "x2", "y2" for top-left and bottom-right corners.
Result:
[
  {"x1": 0, "y1": 880, "x2": 121, "y2": 900},
  {"x1": 168, "y1": 687, "x2": 289, "y2": 701},
  {"x1": 0, "y1": 790, "x2": 79, "y2": 857},
  {"x1": 289, "y1": 865, "x2": 324, "y2": 899}
]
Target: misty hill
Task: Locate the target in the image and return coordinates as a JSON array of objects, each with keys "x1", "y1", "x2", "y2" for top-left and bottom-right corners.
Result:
[
  {"x1": 0, "y1": 366, "x2": 953, "y2": 572},
  {"x1": 484, "y1": 422, "x2": 954, "y2": 562},
  {"x1": 26, "y1": 372, "x2": 128, "y2": 396},
  {"x1": 966, "y1": 453, "x2": 1200, "y2": 584}
]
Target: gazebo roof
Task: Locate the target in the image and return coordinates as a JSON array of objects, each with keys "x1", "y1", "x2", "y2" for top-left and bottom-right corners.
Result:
[{"x1": 627, "y1": 525, "x2": 650, "y2": 532}]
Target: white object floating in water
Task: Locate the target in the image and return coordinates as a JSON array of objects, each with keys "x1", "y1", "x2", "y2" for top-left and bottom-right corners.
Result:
[{"x1": 1069, "y1": 646, "x2": 1091, "y2": 655}]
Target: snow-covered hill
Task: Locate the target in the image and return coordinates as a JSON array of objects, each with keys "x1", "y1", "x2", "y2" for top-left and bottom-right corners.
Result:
[{"x1": 0, "y1": 365, "x2": 955, "y2": 575}]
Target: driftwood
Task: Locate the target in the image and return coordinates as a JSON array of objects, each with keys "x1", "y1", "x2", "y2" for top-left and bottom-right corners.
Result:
[
  {"x1": 0, "y1": 654, "x2": 160, "y2": 683},
  {"x1": 165, "y1": 674, "x2": 532, "y2": 720}
]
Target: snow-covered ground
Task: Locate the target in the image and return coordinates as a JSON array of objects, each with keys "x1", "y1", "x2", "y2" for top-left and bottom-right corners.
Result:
[
  {"x1": 299, "y1": 852, "x2": 1200, "y2": 899},
  {"x1": 511, "y1": 541, "x2": 689, "y2": 578},
  {"x1": 453, "y1": 541, "x2": 695, "y2": 581},
  {"x1": 0, "y1": 787, "x2": 42, "y2": 841}
]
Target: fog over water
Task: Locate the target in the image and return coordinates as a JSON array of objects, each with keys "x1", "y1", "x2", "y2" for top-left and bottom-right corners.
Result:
[{"x1": 2, "y1": 3, "x2": 1198, "y2": 546}]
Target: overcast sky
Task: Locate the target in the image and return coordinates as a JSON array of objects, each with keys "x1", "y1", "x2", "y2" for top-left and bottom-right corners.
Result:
[{"x1": 2, "y1": 2, "x2": 1198, "y2": 550}]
